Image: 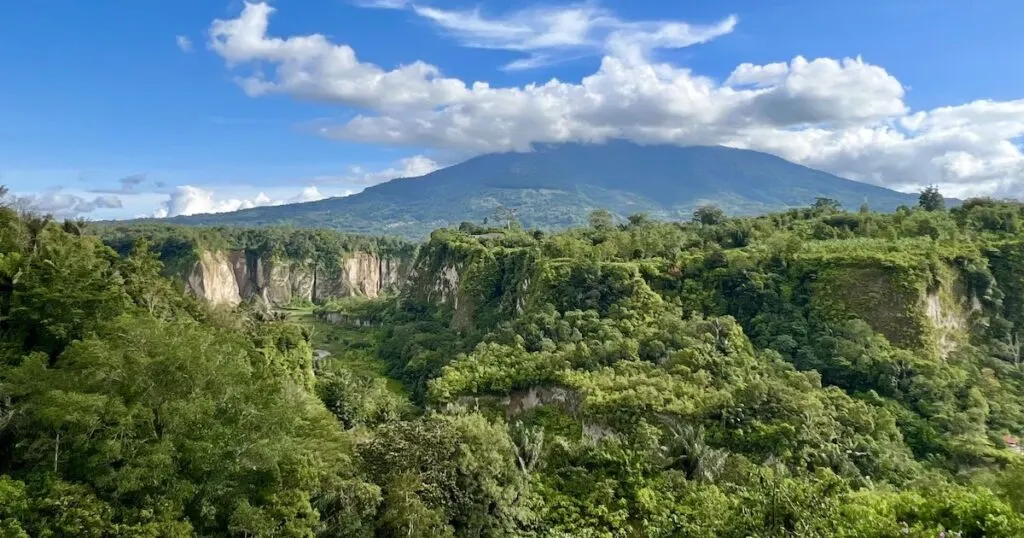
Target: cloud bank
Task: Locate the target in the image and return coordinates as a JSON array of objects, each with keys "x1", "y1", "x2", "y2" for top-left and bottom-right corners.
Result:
[
  {"x1": 14, "y1": 191, "x2": 123, "y2": 219},
  {"x1": 205, "y1": 2, "x2": 1024, "y2": 200},
  {"x1": 151, "y1": 154, "x2": 439, "y2": 218},
  {"x1": 152, "y1": 185, "x2": 326, "y2": 218}
]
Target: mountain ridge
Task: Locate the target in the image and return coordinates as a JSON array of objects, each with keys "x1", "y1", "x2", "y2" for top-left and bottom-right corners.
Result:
[{"x1": 154, "y1": 141, "x2": 923, "y2": 239}]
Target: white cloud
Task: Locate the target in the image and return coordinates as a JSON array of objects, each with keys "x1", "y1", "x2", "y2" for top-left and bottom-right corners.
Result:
[
  {"x1": 11, "y1": 190, "x2": 123, "y2": 219},
  {"x1": 156, "y1": 185, "x2": 269, "y2": 217},
  {"x1": 155, "y1": 185, "x2": 344, "y2": 218},
  {"x1": 725, "y1": 62, "x2": 789, "y2": 88},
  {"x1": 147, "y1": 155, "x2": 437, "y2": 218},
  {"x1": 208, "y1": 2, "x2": 469, "y2": 110},
  {"x1": 291, "y1": 185, "x2": 326, "y2": 203},
  {"x1": 603, "y1": 15, "x2": 738, "y2": 65},
  {"x1": 208, "y1": 2, "x2": 1024, "y2": 199},
  {"x1": 343, "y1": 155, "x2": 441, "y2": 185},
  {"x1": 175, "y1": 35, "x2": 194, "y2": 53},
  {"x1": 397, "y1": 3, "x2": 736, "y2": 70},
  {"x1": 353, "y1": 0, "x2": 408, "y2": 9},
  {"x1": 322, "y1": 55, "x2": 906, "y2": 152}
]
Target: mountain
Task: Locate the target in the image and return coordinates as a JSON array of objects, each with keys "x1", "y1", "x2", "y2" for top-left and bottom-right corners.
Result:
[{"x1": 160, "y1": 141, "x2": 922, "y2": 239}]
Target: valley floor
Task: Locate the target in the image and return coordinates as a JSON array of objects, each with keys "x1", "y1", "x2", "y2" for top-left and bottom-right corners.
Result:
[{"x1": 280, "y1": 305, "x2": 407, "y2": 399}]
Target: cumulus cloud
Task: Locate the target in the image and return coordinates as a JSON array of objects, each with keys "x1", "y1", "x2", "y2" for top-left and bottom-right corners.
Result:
[
  {"x1": 15, "y1": 191, "x2": 123, "y2": 218},
  {"x1": 153, "y1": 185, "x2": 346, "y2": 218},
  {"x1": 150, "y1": 155, "x2": 436, "y2": 218},
  {"x1": 209, "y1": 3, "x2": 469, "y2": 110},
  {"x1": 343, "y1": 155, "x2": 441, "y2": 185},
  {"x1": 154, "y1": 185, "x2": 337, "y2": 218},
  {"x1": 291, "y1": 185, "x2": 326, "y2": 203},
  {"x1": 154, "y1": 185, "x2": 267, "y2": 218},
  {"x1": 176, "y1": 35, "x2": 193, "y2": 52},
  {"x1": 208, "y1": 2, "x2": 1024, "y2": 199}
]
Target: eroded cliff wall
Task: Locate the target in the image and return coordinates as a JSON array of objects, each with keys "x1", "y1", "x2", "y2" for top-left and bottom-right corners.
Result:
[
  {"x1": 185, "y1": 250, "x2": 411, "y2": 308},
  {"x1": 187, "y1": 251, "x2": 243, "y2": 306},
  {"x1": 796, "y1": 246, "x2": 989, "y2": 360},
  {"x1": 403, "y1": 231, "x2": 538, "y2": 331}
]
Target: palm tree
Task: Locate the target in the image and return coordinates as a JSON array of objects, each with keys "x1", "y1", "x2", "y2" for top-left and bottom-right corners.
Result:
[
  {"x1": 511, "y1": 421, "x2": 544, "y2": 474},
  {"x1": 659, "y1": 418, "x2": 728, "y2": 483},
  {"x1": 61, "y1": 217, "x2": 88, "y2": 236},
  {"x1": 23, "y1": 213, "x2": 52, "y2": 254}
]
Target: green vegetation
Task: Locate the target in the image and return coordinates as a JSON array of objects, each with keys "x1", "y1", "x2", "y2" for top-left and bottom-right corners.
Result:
[
  {"x1": 5, "y1": 189, "x2": 1024, "y2": 536},
  {"x1": 354, "y1": 194, "x2": 1024, "y2": 536},
  {"x1": 0, "y1": 207, "x2": 367, "y2": 536}
]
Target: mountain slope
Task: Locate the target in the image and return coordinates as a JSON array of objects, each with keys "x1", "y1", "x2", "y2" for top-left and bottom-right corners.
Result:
[{"x1": 161, "y1": 141, "x2": 921, "y2": 239}]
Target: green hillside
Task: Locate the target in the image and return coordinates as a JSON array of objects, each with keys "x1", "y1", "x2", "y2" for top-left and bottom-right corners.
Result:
[
  {"x1": 3, "y1": 192, "x2": 1024, "y2": 536},
  {"x1": 151, "y1": 142, "x2": 923, "y2": 240}
]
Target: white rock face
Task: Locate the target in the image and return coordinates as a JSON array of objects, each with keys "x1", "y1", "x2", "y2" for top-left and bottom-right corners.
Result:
[
  {"x1": 185, "y1": 249, "x2": 408, "y2": 307},
  {"x1": 436, "y1": 264, "x2": 461, "y2": 307},
  {"x1": 380, "y1": 256, "x2": 404, "y2": 290},
  {"x1": 263, "y1": 260, "x2": 294, "y2": 306},
  {"x1": 186, "y1": 250, "x2": 242, "y2": 306},
  {"x1": 315, "y1": 251, "x2": 409, "y2": 301},
  {"x1": 342, "y1": 251, "x2": 383, "y2": 297},
  {"x1": 230, "y1": 251, "x2": 252, "y2": 299},
  {"x1": 925, "y1": 290, "x2": 968, "y2": 359},
  {"x1": 294, "y1": 264, "x2": 315, "y2": 301}
]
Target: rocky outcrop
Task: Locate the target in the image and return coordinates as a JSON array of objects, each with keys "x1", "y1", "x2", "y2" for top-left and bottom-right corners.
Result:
[
  {"x1": 314, "y1": 251, "x2": 394, "y2": 301},
  {"x1": 507, "y1": 386, "x2": 579, "y2": 417},
  {"x1": 807, "y1": 257, "x2": 979, "y2": 359},
  {"x1": 187, "y1": 251, "x2": 243, "y2": 306},
  {"x1": 406, "y1": 261, "x2": 462, "y2": 306},
  {"x1": 185, "y1": 250, "x2": 410, "y2": 308}
]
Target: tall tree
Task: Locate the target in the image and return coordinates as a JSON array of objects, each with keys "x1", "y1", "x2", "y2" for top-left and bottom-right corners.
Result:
[
  {"x1": 919, "y1": 185, "x2": 946, "y2": 211},
  {"x1": 812, "y1": 197, "x2": 842, "y2": 213},
  {"x1": 588, "y1": 209, "x2": 615, "y2": 231},
  {"x1": 692, "y1": 205, "x2": 725, "y2": 226}
]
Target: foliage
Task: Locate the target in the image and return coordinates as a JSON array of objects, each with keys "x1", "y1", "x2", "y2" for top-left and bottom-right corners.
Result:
[
  {"x1": 372, "y1": 197, "x2": 1024, "y2": 535},
  {"x1": 693, "y1": 204, "x2": 726, "y2": 226},
  {"x1": 919, "y1": 185, "x2": 947, "y2": 212},
  {"x1": 7, "y1": 194, "x2": 1024, "y2": 536}
]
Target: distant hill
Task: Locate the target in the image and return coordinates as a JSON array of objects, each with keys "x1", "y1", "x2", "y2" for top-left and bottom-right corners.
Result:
[{"x1": 155, "y1": 141, "x2": 922, "y2": 239}]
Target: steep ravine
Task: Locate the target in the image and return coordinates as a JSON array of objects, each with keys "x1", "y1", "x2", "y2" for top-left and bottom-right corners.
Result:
[{"x1": 185, "y1": 250, "x2": 411, "y2": 308}]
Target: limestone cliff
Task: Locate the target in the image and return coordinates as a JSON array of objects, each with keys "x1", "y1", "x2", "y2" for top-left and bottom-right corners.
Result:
[
  {"x1": 187, "y1": 251, "x2": 243, "y2": 306},
  {"x1": 184, "y1": 250, "x2": 411, "y2": 308},
  {"x1": 314, "y1": 251, "x2": 397, "y2": 301}
]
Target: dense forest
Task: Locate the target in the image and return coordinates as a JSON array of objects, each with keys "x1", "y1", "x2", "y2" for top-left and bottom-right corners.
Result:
[{"x1": 2, "y1": 189, "x2": 1024, "y2": 536}]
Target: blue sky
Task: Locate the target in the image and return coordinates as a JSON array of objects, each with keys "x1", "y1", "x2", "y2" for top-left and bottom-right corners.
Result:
[{"x1": 1, "y1": 0, "x2": 1022, "y2": 218}]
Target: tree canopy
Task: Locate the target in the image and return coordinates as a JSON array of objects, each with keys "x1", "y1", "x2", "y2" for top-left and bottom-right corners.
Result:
[{"x1": 3, "y1": 193, "x2": 1024, "y2": 536}]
